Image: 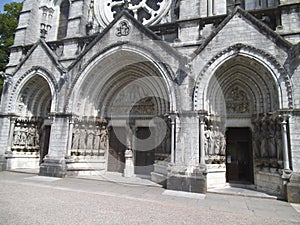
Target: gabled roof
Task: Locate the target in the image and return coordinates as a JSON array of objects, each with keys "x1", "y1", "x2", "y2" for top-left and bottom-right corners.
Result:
[
  {"x1": 69, "y1": 9, "x2": 185, "y2": 69},
  {"x1": 192, "y1": 6, "x2": 293, "y2": 59},
  {"x1": 13, "y1": 38, "x2": 65, "y2": 75}
]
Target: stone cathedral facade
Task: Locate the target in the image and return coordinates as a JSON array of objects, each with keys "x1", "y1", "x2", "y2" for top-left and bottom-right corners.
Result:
[{"x1": 0, "y1": 0, "x2": 300, "y2": 202}]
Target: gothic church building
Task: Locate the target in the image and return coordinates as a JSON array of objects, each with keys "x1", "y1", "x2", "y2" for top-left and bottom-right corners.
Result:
[{"x1": 1, "y1": 0, "x2": 300, "y2": 202}]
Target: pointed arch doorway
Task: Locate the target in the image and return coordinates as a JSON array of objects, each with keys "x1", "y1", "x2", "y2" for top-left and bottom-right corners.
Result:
[{"x1": 202, "y1": 54, "x2": 281, "y2": 187}]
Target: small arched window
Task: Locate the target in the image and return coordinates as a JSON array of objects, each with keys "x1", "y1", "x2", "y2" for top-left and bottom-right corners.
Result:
[{"x1": 57, "y1": 0, "x2": 70, "y2": 39}]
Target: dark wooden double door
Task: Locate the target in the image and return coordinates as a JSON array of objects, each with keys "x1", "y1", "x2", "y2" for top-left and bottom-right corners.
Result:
[{"x1": 226, "y1": 128, "x2": 253, "y2": 183}]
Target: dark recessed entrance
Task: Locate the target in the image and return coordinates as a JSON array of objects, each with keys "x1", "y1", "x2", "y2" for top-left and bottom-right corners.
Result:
[
  {"x1": 226, "y1": 127, "x2": 253, "y2": 183},
  {"x1": 108, "y1": 127, "x2": 126, "y2": 173},
  {"x1": 134, "y1": 127, "x2": 155, "y2": 176}
]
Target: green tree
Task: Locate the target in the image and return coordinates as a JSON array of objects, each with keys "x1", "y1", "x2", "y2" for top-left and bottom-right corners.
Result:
[{"x1": 0, "y1": 2, "x2": 22, "y2": 97}]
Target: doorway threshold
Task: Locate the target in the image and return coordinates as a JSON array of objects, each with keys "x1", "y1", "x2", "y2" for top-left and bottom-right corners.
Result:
[{"x1": 208, "y1": 183, "x2": 278, "y2": 199}]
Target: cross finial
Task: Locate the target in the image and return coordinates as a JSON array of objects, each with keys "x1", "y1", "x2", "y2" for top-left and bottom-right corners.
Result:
[{"x1": 124, "y1": 0, "x2": 129, "y2": 9}]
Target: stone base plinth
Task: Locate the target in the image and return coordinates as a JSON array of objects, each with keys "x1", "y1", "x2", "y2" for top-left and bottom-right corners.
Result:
[
  {"x1": 167, "y1": 174, "x2": 207, "y2": 193},
  {"x1": 206, "y1": 164, "x2": 226, "y2": 188},
  {"x1": 255, "y1": 171, "x2": 283, "y2": 196},
  {"x1": 287, "y1": 172, "x2": 300, "y2": 203},
  {"x1": 39, "y1": 157, "x2": 66, "y2": 178},
  {"x1": 0, "y1": 156, "x2": 7, "y2": 171},
  {"x1": 166, "y1": 165, "x2": 207, "y2": 194},
  {"x1": 6, "y1": 154, "x2": 39, "y2": 170}
]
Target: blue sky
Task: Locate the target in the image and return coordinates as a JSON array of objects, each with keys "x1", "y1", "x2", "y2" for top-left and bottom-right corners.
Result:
[{"x1": 0, "y1": 0, "x2": 23, "y2": 13}]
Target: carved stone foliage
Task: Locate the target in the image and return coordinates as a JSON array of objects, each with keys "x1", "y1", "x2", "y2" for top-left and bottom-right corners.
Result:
[
  {"x1": 203, "y1": 118, "x2": 226, "y2": 164},
  {"x1": 225, "y1": 86, "x2": 250, "y2": 114},
  {"x1": 12, "y1": 118, "x2": 42, "y2": 155},
  {"x1": 252, "y1": 114, "x2": 283, "y2": 169},
  {"x1": 71, "y1": 117, "x2": 108, "y2": 157}
]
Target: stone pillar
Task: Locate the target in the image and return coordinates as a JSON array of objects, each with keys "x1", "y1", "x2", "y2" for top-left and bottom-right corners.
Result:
[
  {"x1": 123, "y1": 126, "x2": 135, "y2": 177},
  {"x1": 281, "y1": 115, "x2": 290, "y2": 171},
  {"x1": 199, "y1": 114, "x2": 206, "y2": 165},
  {"x1": 39, "y1": 115, "x2": 69, "y2": 177},
  {"x1": 7, "y1": 117, "x2": 16, "y2": 153},
  {"x1": 169, "y1": 113, "x2": 177, "y2": 164},
  {"x1": 124, "y1": 149, "x2": 135, "y2": 177},
  {"x1": 0, "y1": 116, "x2": 11, "y2": 170},
  {"x1": 67, "y1": 117, "x2": 74, "y2": 155},
  {"x1": 167, "y1": 111, "x2": 207, "y2": 193}
]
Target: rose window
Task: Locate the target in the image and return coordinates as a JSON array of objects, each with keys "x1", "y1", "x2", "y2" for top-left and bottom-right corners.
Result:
[{"x1": 94, "y1": 0, "x2": 172, "y2": 28}]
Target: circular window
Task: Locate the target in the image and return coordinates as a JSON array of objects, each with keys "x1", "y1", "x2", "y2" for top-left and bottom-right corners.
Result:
[{"x1": 94, "y1": 0, "x2": 171, "y2": 28}]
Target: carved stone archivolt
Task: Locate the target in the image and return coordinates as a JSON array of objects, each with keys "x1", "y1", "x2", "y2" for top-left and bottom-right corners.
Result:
[
  {"x1": 71, "y1": 117, "x2": 108, "y2": 157},
  {"x1": 252, "y1": 114, "x2": 284, "y2": 170},
  {"x1": 225, "y1": 86, "x2": 250, "y2": 114},
  {"x1": 12, "y1": 118, "x2": 42, "y2": 155}
]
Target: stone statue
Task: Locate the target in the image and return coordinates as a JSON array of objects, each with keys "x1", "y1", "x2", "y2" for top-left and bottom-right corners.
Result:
[
  {"x1": 86, "y1": 125, "x2": 94, "y2": 150},
  {"x1": 100, "y1": 126, "x2": 108, "y2": 149},
  {"x1": 267, "y1": 119, "x2": 277, "y2": 159},
  {"x1": 72, "y1": 124, "x2": 80, "y2": 150},
  {"x1": 208, "y1": 126, "x2": 215, "y2": 155},
  {"x1": 260, "y1": 120, "x2": 269, "y2": 158},
  {"x1": 13, "y1": 127, "x2": 21, "y2": 145},
  {"x1": 94, "y1": 126, "x2": 101, "y2": 150},
  {"x1": 79, "y1": 126, "x2": 86, "y2": 149},
  {"x1": 19, "y1": 127, "x2": 27, "y2": 146},
  {"x1": 203, "y1": 125, "x2": 210, "y2": 156},
  {"x1": 27, "y1": 124, "x2": 36, "y2": 146}
]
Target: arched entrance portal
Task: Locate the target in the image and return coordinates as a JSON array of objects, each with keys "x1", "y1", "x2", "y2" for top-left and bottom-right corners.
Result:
[
  {"x1": 69, "y1": 50, "x2": 172, "y2": 177},
  {"x1": 8, "y1": 75, "x2": 52, "y2": 169},
  {"x1": 205, "y1": 55, "x2": 281, "y2": 185}
]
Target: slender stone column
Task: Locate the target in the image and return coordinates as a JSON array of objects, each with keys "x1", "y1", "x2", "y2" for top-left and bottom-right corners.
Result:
[
  {"x1": 7, "y1": 116, "x2": 16, "y2": 153},
  {"x1": 67, "y1": 117, "x2": 74, "y2": 154},
  {"x1": 124, "y1": 125, "x2": 134, "y2": 177},
  {"x1": 169, "y1": 113, "x2": 177, "y2": 164},
  {"x1": 281, "y1": 115, "x2": 290, "y2": 170},
  {"x1": 199, "y1": 116, "x2": 206, "y2": 164}
]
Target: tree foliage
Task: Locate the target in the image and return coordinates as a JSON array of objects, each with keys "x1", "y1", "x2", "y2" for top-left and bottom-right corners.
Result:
[
  {"x1": 0, "y1": 2, "x2": 22, "y2": 71},
  {"x1": 0, "y1": 2, "x2": 22, "y2": 96}
]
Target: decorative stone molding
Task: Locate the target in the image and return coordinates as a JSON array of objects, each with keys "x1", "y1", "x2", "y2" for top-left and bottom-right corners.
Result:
[
  {"x1": 94, "y1": 0, "x2": 172, "y2": 28},
  {"x1": 193, "y1": 44, "x2": 293, "y2": 111}
]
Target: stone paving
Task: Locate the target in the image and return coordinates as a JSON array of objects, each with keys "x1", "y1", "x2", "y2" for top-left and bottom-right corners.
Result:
[{"x1": 0, "y1": 171, "x2": 300, "y2": 225}]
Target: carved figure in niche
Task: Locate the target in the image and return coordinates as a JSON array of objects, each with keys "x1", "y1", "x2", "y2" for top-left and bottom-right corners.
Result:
[
  {"x1": 275, "y1": 121, "x2": 283, "y2": 160},
  {"x1": 86, "y1": 125, "x2": 94, "y2": 149},
  {"x1": 19, "y1": 126, "x2": 27, "y2": 146},
  {"x1": 35, "y1": 128, "x2": 40, "y2": 146},
  {"x1": 203, "y1": 125, "x2": 210, "y2": 157},
  {"x1": 252, "y1": 121, "x2": 262, "y2": 158},
  {"x1": 208, "y1": 125, "x2": 215, "y2": 155},
  {"x1": 267, "y1": 119, "x2": 277, "y2": 159},
  {"x1": 27, "y1": 124, "x2": 36, "y2": 146},
  {"x1": 100, "y1": 126, "x2": 108, "y2": 149},
  {"x1": 13, "y1": 126, "x2": 21, "y2": 145},
  {"x1": 79, "y1": 125, "x2": 86, "y2": 149},
  {"x1": 214, "y1": 126, "x2": 221, "y2": 155},
  {"x1": 94, "y1": 126, "x2": 101, "y2": 150},
  {"x1": 219, "y1": 131, "x2": 226, "y2": 156},
  {"x1": 72, "y1": 124, "x2": 80, "y2": 149},
  {"x1": 260, "y1": 119, "x2": 269, "y2": 158},
  {"x1": 116, "y1": 20, "x2": 130, "y2": 37}
]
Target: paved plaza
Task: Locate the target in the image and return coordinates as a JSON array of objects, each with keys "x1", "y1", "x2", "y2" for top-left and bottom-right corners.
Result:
[{"x1": 0, "y1": 171, "x2": 299, "y2": 225}]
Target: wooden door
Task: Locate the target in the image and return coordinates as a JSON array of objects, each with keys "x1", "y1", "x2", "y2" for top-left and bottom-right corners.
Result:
[
  {"x1": 134, "y1": 127, "x2": 155, "y2": 176},
  {"x1": 226, "y1": 128, "x2": 253, "y2": 183},
  {"x1": 108, "y1": 127, "x2": 126, "y2": 173},
  {"x1": 40, "y1": 126, "x2": 51, "y2": 164}
]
